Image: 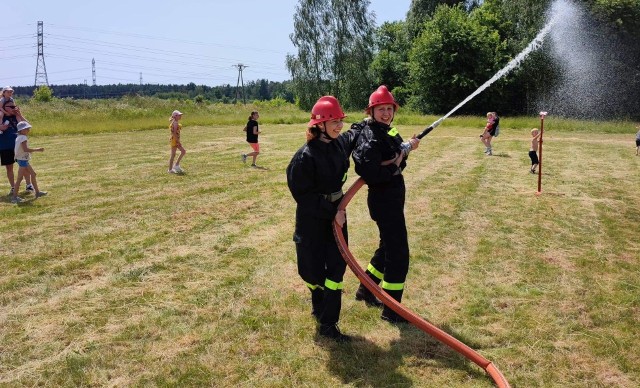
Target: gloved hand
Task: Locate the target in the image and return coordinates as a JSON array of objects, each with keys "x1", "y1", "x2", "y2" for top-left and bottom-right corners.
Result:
[{"x1": 400, "y1": 136, "x2": 420, "y2": 157}]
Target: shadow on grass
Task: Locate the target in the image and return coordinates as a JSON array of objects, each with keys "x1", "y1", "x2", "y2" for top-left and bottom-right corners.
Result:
[
  {"x1": 488, "y1": 152, "x2": 511, "y2": 158},
  {"x1": 319, "y1": 322, "x2": 487, "y2": 386}
]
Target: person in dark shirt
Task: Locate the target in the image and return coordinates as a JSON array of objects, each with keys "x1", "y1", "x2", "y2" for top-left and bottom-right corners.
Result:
[
  {"x1": 241, "y1": 111, "x2": 261, "y2": 167},
  {"x1": 286, "y1": 96, "x2": 361, "y2": 342},
  {"x1": 351, "y1": 85, "x2": 420, "y2": 324},
  {"x1": 0, "y1": 101, "x2": 32, "y2": 196}
]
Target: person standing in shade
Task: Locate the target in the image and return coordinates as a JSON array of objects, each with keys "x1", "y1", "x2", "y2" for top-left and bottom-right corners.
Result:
[
  {"x1": 241, "y1": 111, "x2": 261, "y2": 167},
  {"x1": 351, "y1": 85, "x2": 420, "y2": 324},
  {"x1": 286, "y1": 96, "x2": 362, "y2": 342}
]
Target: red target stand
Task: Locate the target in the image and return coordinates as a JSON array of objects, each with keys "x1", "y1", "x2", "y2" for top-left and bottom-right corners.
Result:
[{"x1": 536, "y1": 111, "x2": 548, "y2": 195}]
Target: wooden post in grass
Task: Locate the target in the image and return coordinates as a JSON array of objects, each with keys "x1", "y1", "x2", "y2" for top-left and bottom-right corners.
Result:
[{"x1": 537, "y1": 111, "x2": 547, "y2": 194}]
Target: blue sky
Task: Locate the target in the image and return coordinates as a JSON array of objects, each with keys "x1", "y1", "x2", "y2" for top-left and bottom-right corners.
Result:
[{"x1": 2, "y1": 0, "x2": 411, "y2": 87}]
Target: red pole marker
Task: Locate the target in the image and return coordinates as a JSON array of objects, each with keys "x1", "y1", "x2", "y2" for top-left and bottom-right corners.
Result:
[
  {"x1": 333, "y1": 178, "x2": 511, "y2": 388},
  {"x1": 536, "y1": 111, "x2": 547, "y2": 195}
]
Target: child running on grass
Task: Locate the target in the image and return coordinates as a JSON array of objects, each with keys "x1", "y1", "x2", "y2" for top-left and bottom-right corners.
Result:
[
  {"x1": 241, "y1": 111, "x2": 261, "y2": 167},
  {"x1": 168, "y1": 110, "x2": 186, "y2": 174},
  {"x1": 11, "y1": 121, "x2": 46, "y2": 203}
]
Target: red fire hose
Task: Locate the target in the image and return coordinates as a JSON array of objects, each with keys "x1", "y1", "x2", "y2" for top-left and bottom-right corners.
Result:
[{"x1": 332, "y1": 177, "x2": 510, "y2": 388}]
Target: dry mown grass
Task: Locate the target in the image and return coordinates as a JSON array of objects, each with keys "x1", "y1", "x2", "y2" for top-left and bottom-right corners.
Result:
[{"x1": 1, "y1": 121, "x2": 639, "y2": 387}]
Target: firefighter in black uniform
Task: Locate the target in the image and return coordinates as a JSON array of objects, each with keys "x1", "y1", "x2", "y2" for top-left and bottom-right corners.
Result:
[
  {"x1": 286, "y1": 96, "x2": 361, "y2": 342},
  {"x1": 352, "y1": 85, "x2": 420, "y2": 323}
]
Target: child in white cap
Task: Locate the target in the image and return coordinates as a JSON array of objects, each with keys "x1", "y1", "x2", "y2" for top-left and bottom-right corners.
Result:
[
  {"x1": 168, "y1": 110, "x2": 186, "y2": 173},
  {"x1": 11, "y1": 121, "x2": 46, "y2": 203}
]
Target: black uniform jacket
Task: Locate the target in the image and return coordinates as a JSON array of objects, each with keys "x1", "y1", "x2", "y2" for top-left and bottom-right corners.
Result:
[
  {"x1": 352, "y1": 120, "x2": 407, "y2": 188},
  {"x1": 287, "y1": 127, "x2": 361, "y2": 221}
]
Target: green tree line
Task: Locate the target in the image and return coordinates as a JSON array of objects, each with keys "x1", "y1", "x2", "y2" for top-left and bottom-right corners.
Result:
[
  {"x1": 12, "y1": 80, "x2": 296, "y2": 105},
  {"x1": 287, "y1": 0, "x2": 640, "y2": 119}
]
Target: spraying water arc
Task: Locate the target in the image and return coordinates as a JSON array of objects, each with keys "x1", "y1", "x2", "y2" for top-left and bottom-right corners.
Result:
[{"x1": 417, "y1": 13, "x2": 559, "y2": 139}]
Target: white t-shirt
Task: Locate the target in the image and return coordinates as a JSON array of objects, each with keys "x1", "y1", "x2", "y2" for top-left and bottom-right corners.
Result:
[{"x1": 15, "y1": 134, "x2": 30, "y2": 161}]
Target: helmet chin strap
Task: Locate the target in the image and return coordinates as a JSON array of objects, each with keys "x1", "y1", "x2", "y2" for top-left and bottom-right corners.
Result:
[{"x1": 319, "y1": 131, "x2": 333, "y2": 142}]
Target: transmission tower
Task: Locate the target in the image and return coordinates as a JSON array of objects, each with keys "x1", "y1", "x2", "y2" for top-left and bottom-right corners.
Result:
[
  {"x1": 233, "y1": 63, "x2": 248, "y2": 104},
  {"x1": 34, "y1": 21, "x2": 49, "y2": 86},
  {"x1": 92, "y1": 58, "x2": 96, "y2": 86}
]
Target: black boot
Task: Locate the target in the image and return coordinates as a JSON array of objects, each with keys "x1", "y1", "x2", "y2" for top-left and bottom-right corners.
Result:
[
  {"x1": 318, "y1": 324, "x2": 351, "y2": 342},
  {"x1": 380, "y1": 289, "x2": 408, "y2": 324},
  {"x1": 355, "y1": 284, "x2": 383, "y2": 308},
  {"x1": 381, "y1": 308, "x2": 408, "y2": 324}
]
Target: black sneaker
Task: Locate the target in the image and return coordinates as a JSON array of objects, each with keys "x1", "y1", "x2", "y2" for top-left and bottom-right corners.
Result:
[
  {"x1": 381, "y1": 309, "x2": 408, "y2": 324},
  {"x1": 355, "y1": 285, "x2": 383, "y2": 308},
  {"x1": 318, "y1": 324, "x2": 351, "y2": 342}
]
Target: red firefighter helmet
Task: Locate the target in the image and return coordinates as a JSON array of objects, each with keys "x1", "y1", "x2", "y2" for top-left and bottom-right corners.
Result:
[
  {"x1": 308, "y1": 96, "x2": 347, "y2": 126},
  {"x1": 367, "y1": 85, "x2": 399, "y2": 111}
]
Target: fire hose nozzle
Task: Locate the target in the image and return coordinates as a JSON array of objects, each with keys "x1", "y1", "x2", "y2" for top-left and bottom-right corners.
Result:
[{"x1": 417, "y1": 117, "x2": 444, "y2": 139}]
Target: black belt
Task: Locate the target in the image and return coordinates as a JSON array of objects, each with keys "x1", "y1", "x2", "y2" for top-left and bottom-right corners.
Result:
[{"x1": 321, "y1": 190, "x2": 344, "y2": 202}]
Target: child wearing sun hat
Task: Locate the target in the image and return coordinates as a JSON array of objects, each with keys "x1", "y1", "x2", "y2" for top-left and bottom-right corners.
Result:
[{"x1": 11, "y1": 121, "x2": 46, "y2": 203}]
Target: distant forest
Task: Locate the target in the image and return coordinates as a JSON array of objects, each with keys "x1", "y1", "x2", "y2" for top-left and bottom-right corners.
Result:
[{"x1": 11, "y1": 80, "x2": 295, "y2": 104}]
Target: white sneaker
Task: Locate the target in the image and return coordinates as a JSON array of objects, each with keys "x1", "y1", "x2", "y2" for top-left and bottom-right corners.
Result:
[
  {"x1": 168, "y1": 169, "x2": 176, "y2": 174},
  {"x1": 11, "y1": 196, "x2": 23, "y2": 204},
  {"x1": 173, "y1": 165, "x2": 183, "y2": 173},
  {"x1": 26, "y1": 184, "x2": 35, "y2": 193}
]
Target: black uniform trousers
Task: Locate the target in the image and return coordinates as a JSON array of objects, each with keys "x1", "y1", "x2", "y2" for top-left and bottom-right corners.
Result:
[
  {"x1": 294, "y1": 213, "x2": 348, "y2": 326},
  {"x1": 366, "y1": 175, "x2": 409, "y2": 303}
]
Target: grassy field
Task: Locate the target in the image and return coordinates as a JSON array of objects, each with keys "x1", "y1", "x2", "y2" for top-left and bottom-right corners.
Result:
[{"x1": 1, "y1": 108, "x2": 639, "y2": 387}]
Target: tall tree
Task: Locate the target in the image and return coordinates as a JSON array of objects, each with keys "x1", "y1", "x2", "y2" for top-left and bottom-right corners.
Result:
[
  {"x1": 406, "y1": 0, "x2": 476, "y2": 39},
  {"x1": 409, "y1": 4, "x2": 502, "y2": 114},
  {"x1": 287, "y1": 0, "x2": 375, "y2": 110},
  {"x1": 369, "y1": 21, "x2": 411, "y2": 100}
]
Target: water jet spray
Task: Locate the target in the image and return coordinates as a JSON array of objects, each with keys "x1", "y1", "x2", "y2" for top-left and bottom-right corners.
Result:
[{"x1": 417, "y1": 12, "x2": 559, "y2": 139}]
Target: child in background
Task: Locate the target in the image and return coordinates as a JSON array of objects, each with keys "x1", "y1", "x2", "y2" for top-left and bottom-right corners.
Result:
[
  {"x1": 11, "y1": 121, "x2": 46, "y2": 203},
  {"x1": 529, "y1": 128, "x2": 540, "y2": 174},
  {"x1": 241, "y1": 111, "x2": 261, "y2": 167},
  {"x1": 480, "y1": 112, "x2": 498, "y2": 155},
  {"x1": 168, "y1": 110, "x2": 186, "y2": 173},
  {"x1": 0, "y1": 86, "x2": 14, "y2": 125},
  {"x1": 635, "y1": 125, "x2": 640, "y2": 156}
]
